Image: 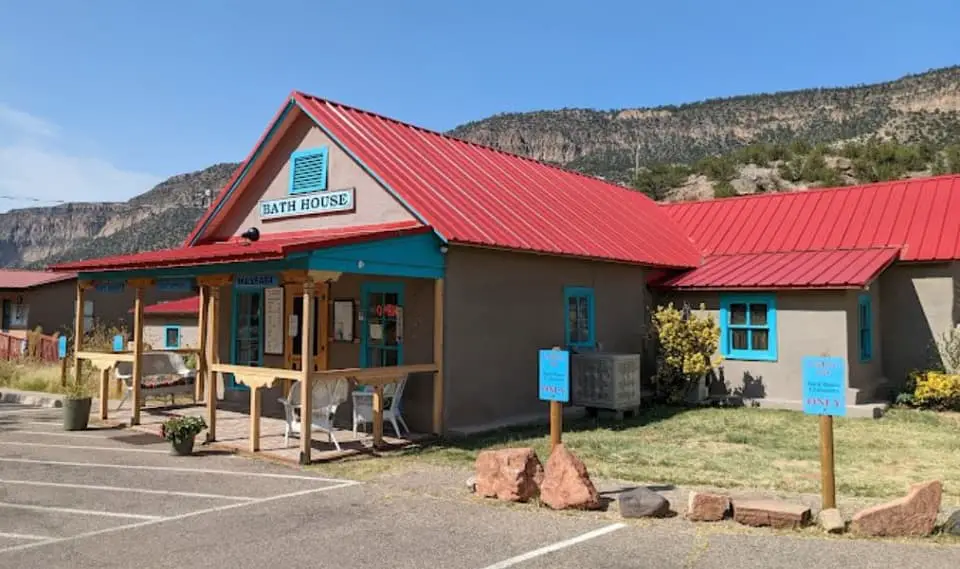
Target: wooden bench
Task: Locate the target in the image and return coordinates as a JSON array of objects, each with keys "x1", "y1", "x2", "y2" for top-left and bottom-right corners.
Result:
[{"x1": 114, "y1": 351, "x2": 197, "y2": 409}]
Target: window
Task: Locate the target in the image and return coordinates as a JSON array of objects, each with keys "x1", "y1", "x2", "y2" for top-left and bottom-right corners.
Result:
[
  {"x1": 720, "y1": 294, "x2": 777, "y2": 361},
  {"x1": 288, "y1": 147, "x2": 329, "y2": 194},
  {"x1": 163, "y1": 326, "x2": 181, "y2": 350},
  {"x1": 858, "y1": 294, "x2": 872, "y2": 362},
  {"x1": 83, "y1": 300, "x2": 94, "y2": 330},
  {"x1": 564, "y1": 286, "x2": 595, "y2": 349}
]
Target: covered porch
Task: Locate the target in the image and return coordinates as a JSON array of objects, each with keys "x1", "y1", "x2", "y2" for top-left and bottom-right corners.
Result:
[{"x1": 59, "y1": 224, "x2": 447, "y2": 464}]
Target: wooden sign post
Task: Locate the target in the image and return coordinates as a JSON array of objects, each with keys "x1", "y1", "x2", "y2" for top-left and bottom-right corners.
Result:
[
  {"x1": 802, "y1": 356, "x2": 845, "y2": 510},
  {"x1": 539, "y1": 346, "x2": 570, "y2": 452}
]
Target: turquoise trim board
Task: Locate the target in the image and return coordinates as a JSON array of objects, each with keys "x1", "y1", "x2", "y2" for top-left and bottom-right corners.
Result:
[
  {"x1": 307, "y1": 232, "x2": 445, "y2": 279},
  {"x1": 564, "y1": 286, "x2": 595, "y2": 349},
  {"x1": 360, "y1": 282, "x2": 405, "y2": 369},
  {"x1": 719, "y1": 293, "x2": 778, "y2": 361},
  {"x1": 858, "y1": 293, "x2": 873, "y2": 362},
  {"x1": 288, "y1": 147, "x2": 329, "y2": 194},
  {"x1": 163, "y1": 325, "x2": 181, "y2": 350}
]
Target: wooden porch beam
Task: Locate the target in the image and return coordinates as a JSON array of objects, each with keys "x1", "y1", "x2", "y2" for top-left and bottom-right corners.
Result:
[
  {"x1": 130, "y1": 284, "x2": 145, "y2": 426},
  {"x1": 127, "y1": 277, "x2": 155, "y2": 288},
  {"x1": 433, "y1": 278, "x2": 445, "y2": 436},
  {"x1": 299, "y1": 279, "x2": 315, "y2": 464},
  {"x1": 197, "y1": 274, "x2": 233, "y2": 288}
]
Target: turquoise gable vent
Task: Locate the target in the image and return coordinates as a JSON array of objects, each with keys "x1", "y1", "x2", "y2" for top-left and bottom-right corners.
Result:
[{"x1": 289, "y1": 147, "x2": 329, "y2": 194}]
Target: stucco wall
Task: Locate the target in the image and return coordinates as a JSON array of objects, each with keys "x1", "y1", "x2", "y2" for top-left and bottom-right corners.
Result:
[
  {"x1": 880, "y1": 262, "x2": 960, "y2": 388},
  {"x1": 143, "y1": 316, "x2": 199, "y2": 351},
  {"x1": 443, "y1": 246, "x2": 649, "y2": 431},
  {"x1": 662, "y1": 291, "x2": 852, "y2": 403},
  {"x1": 213, "y1": 111, "x2": 416, "y2": 240}
]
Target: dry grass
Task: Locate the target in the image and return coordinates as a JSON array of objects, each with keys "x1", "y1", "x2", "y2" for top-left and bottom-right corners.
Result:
[
  {"x1": 315, "y1": 406, "x2": 960, "y2": 502},
  {"x1": 0, "y1": 359, "x2": 115, "y2": 399}
]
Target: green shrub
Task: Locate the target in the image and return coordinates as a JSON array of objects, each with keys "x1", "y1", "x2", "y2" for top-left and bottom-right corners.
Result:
[
  {"x1": 913, "y1": 372, "x2": 960, "y2": 411},
  {"x1": 713, "y1": 181, "x2": 738, "y2": 198}
]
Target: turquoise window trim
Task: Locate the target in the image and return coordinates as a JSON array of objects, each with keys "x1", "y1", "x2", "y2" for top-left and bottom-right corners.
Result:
[
  {"x1": 563, "y1": 286, "x2": 595, "y2": 349},
  {"x1": 360, "y1": 281, "x2": 405, "y2": 369},
  {"x1": 288, "y1": 147, "x2": 329, "y2": 195},
  {"x1": 162, "y1": 325, "x2": 181, "y2": 350},
  {"x1": 858, "y1": 293, "x2": 873, "y2": 362},
  {"x1": 719, "y1": 293, "x2": 778, "y2": 361}
]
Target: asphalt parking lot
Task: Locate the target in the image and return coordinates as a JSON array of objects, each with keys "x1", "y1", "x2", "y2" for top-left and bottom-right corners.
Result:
[{"x1": 0, "y1": 401, "x2": 958, "y2": 569}]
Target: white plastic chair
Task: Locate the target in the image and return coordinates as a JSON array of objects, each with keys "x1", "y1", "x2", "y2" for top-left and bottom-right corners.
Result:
[
  {"x1": 278, "y1": 378, "x2": 349, "y2": 451},
  {"x1": 352, "y1": 374, "x2": 409, "y2": 438}
]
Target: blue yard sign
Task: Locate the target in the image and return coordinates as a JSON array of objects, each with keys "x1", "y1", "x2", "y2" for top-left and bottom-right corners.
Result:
[
  {"x1": 539, "y1": 348, "x2": 570, "y2": 403},
  {"x1": 57, "y1": 336, "x2": 67, "y2": 359},
  {"x1": 113, "y1": 335, "x2": 125, "y2": 352},
  {"x1": 802, "y1": 356, "x2": 847, "y2": 417}
]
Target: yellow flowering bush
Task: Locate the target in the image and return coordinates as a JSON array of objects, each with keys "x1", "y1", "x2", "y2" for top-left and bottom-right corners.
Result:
[
  {"x1": 652, "y1": 303, "x2": 722, "y2": 403},
  {"x1": 913, "y1": 371, "x2": 960, "y2": 410}
]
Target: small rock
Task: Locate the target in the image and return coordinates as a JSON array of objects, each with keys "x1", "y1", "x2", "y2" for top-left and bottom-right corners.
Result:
[
  {"x1": 733, "y1": 499, "x2": 812, "y2": 529},
  {"x1": 466, "y1": 476, "x2": 476, "y2": 493},
  {"x1": 539, "y1": 444, "x2": 601, "y2": 510},
  {"x1": 474, "y1": 448, "x2": 543, "y2": 502},
  {"x1": 942, "y1": 510, "x2": 960, "y2": 536},
  {"x1": 686, "y1": 492, "x2": 730, "y2": 522},
  {"x1": 618, "y1": 487, "x2": 670, "y2": 518},
  {"x1": 851, "y1": 480, "x2": 942, "y2": 537},
  {"x1": 818, "y1": 508, "x2": 845, "y2": 534}
]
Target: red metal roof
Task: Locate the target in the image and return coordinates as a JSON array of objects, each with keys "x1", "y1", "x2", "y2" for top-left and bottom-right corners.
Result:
[
  {"x1": 0, "y1": 270, "x2": 76, "y2": 289},
  {"x1": 142, "y1": 295, "x2": 199, "y2": 315},
  {"x1": 662, "y1": 175, "x2": 960, "y2": 261},
  {"x1": 658, "y1": 248, "x2": 899, "y2": 290},
  {"x1": 189, "y1": 92, "x2": 700, "y2": 269},
  {"x1": 51, "y1": 221, "x2": 427, "y2": 273}
]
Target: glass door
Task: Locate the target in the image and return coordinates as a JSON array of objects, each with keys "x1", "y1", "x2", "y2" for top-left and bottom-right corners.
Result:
[
  {"x1": 360, "y1": 283, "x2": 404, "y2": 368},
  {"x1": 231, "y1": 289, "x2": 263, "y2": 390}
]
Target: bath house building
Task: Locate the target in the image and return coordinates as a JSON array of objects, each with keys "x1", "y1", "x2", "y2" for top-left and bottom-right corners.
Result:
[{"x1": 52, "y1": 90, "x2": 960, "y2": 460}]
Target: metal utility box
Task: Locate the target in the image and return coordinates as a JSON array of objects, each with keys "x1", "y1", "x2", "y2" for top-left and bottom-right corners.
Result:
[{"x1": 570, "y1": 352, "x2": 642, "y2": 416}]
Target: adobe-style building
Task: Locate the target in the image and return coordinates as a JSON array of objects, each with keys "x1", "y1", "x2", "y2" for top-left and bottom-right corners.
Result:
[
  {"x1": 49, "y1": 90, "x2": 960, "y2": 462},
  {"x1": 139, "y1": 295, "x2": 200, "y2": 351}
]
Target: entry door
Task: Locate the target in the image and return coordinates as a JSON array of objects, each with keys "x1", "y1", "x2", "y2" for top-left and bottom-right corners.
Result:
[
  {"x1": 360, "y1": 283, "x2": 404, "y2": 368},
  {"x1": 290, "y1": 295, "x2": 321, "y2": 371},
  {"x1": 0, "y1": 300, "x2": 9, "y2": 331},
  {"x1": 231, "y1": 290, "x2": 263, "y2": 390}
]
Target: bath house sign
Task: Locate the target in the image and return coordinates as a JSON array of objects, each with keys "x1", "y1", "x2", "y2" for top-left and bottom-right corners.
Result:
[{"x1": 259, "y1": 187, "x2": 356, "y2": 221}]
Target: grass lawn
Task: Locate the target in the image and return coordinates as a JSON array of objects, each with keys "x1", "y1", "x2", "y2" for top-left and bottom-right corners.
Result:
[{"x1": 321, "y1": 406, "x2": 960, "y2": 503}]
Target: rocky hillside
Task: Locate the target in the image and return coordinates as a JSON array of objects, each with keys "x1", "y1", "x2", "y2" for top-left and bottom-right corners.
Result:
[
  {"x1": 0, "y1": 163, "x2": 238, "y2": 268},
  {"x1": 450, "y1": 66, "x2": 960, "y2": 187}
]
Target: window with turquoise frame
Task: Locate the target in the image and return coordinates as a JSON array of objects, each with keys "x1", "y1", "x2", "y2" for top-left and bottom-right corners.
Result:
[
  {"x1": 858, "y1": 293, "x2": 872, "y2": 362},
  {"x1": 719, "y1": 293, "x2": 777, "y2": 361},
  {"x1": 564, "y1": 286, "x2": 595, "y2": 349},
  {"x1": 163, "y1": 325, "x2": 181, "y2": 350},
  {"x1": 288, "y1": 147, "x2": 329, "y2": 194}
]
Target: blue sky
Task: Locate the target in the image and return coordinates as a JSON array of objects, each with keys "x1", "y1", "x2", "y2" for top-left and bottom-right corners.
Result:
[{"x1": 0, "y1": 0, "x2": 958, "y2": 211}]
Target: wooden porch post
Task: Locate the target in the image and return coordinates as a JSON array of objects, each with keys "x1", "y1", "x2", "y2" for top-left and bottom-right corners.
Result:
[
  {"x1": 129, "y1": 279, "x2": 152, "y2": 426},
  {"x1": 373, "y1": 385, "x2": 384, "y2": 449},
  {"x1": 195, "y1": 285, "x2": 210, "y2": 402},
  {"x1": 99, "y1": 367, "x2": 110, "y2": 421},
  {"x1": 317, "y1": 282, "x2": 330, "y2": 371},
  {"x1": 250, "y1": 386, "x2": 261, "y2": 452},
  {"x1": 299, "y1": 278, "x2": 315, "y2": 464},
  {"x1": 73, "y1": 280, "x2": 88, "y2": 384},
  {"x1": 206, "y1": 284, "x2": 222, "y2": 442},
  {"x1": 432, "y1": 278, "x2": 445, "y2": 436}
]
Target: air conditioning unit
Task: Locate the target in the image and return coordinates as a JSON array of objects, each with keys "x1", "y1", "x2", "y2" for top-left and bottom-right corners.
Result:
[{"x1": 569, "y1": 352, "x2": 642, "y2": 419}]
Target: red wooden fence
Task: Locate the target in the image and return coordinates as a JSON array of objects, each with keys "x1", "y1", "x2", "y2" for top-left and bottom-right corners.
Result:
[{"x1": 0, "y1": 331, "x2": 60, "y2": 364}]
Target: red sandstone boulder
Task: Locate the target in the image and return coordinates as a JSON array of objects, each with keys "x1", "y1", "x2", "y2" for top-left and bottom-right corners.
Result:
[
  {"x1": 686, "y1": 492, "x2": 730, "y2": 522},
  {"x1": 733, "y1": 499, "x2": 812, "y2": 529},
  {"x1": 851, "y1": 480, "x2": 942, "y2": 537},
  {"x1": 474, "y1": 447, "x2": 544, "y2": 502},
  {"x1": 539, "y1": 444, "x2": 601, "y2": 510}
]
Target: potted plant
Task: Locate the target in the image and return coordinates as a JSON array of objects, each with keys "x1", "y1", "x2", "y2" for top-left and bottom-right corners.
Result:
[
  {"x1": 160, "y1": 415, "x2": 206, "y2": 456},
  {"x1": 62, "y1": 381, "x2": 93, "y2": 431}
]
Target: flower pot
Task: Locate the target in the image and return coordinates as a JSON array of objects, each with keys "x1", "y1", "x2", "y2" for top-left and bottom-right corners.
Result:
[
  {"x1": 170, "y1": 435, "x2": 196, "y2": 456},
  {"x1": 62, "y1": 397, "x2": 92, "y2": 431}
]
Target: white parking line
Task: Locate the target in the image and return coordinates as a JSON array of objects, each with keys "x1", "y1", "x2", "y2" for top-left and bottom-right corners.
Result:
[
  {"x1": 0, "y1": 430, "x2": 134, "y2": 440},
  {"x1": 0, "y1": 442, "x2": 168, "y2": 454},
  {"x1": 23, "y1": 421, "x2": 60, "y2": 426},
  {"x1": 0, "y1": 480, "x2": 360, "y2": 554},
  {"x1": 477, "y1": 523, "x2": 627, "y2": 569},
  {"x1": 0, "y1": 532, "x2": 51, "y2": 541},
  {"x1": 0, "y1": 503, "x2": 163, "y2": 521},
  {"x1": 0, "y1": 458, "x2": 352, "y2": 482},
  {"x1": 0, "y1": 479, "x2": 257, "y2": 501}
]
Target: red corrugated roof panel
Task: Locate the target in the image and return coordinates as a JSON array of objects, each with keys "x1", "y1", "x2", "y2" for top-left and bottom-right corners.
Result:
[
  {"x1": 659, "y1": 248, "x2": 899, "y2": 289},
  {"x1": 0, "y1": 270, "x2": 76, "y2": 289},
  {"x1": 51, "y1": 221, "x2": 427, "y2": 273},
  {"x1": 662, "y1": 175, "x2": 960, "y2": 261},
  {"x1": 142, "y1": 295, "x2": 200, "y2": 315}
]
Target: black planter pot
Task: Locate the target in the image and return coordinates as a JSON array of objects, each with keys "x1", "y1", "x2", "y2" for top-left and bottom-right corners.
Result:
[
  {"x1": 62, "y1": 397, "x2": 92, "y2": 431},
  {"x1": 170, "y1": 435, "x2": 196, "y2": 456}
]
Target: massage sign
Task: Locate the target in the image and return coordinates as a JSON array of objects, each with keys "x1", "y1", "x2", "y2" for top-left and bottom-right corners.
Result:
[{"x1": 259, "y1": 187, "x2": 356, "y2": 220}]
